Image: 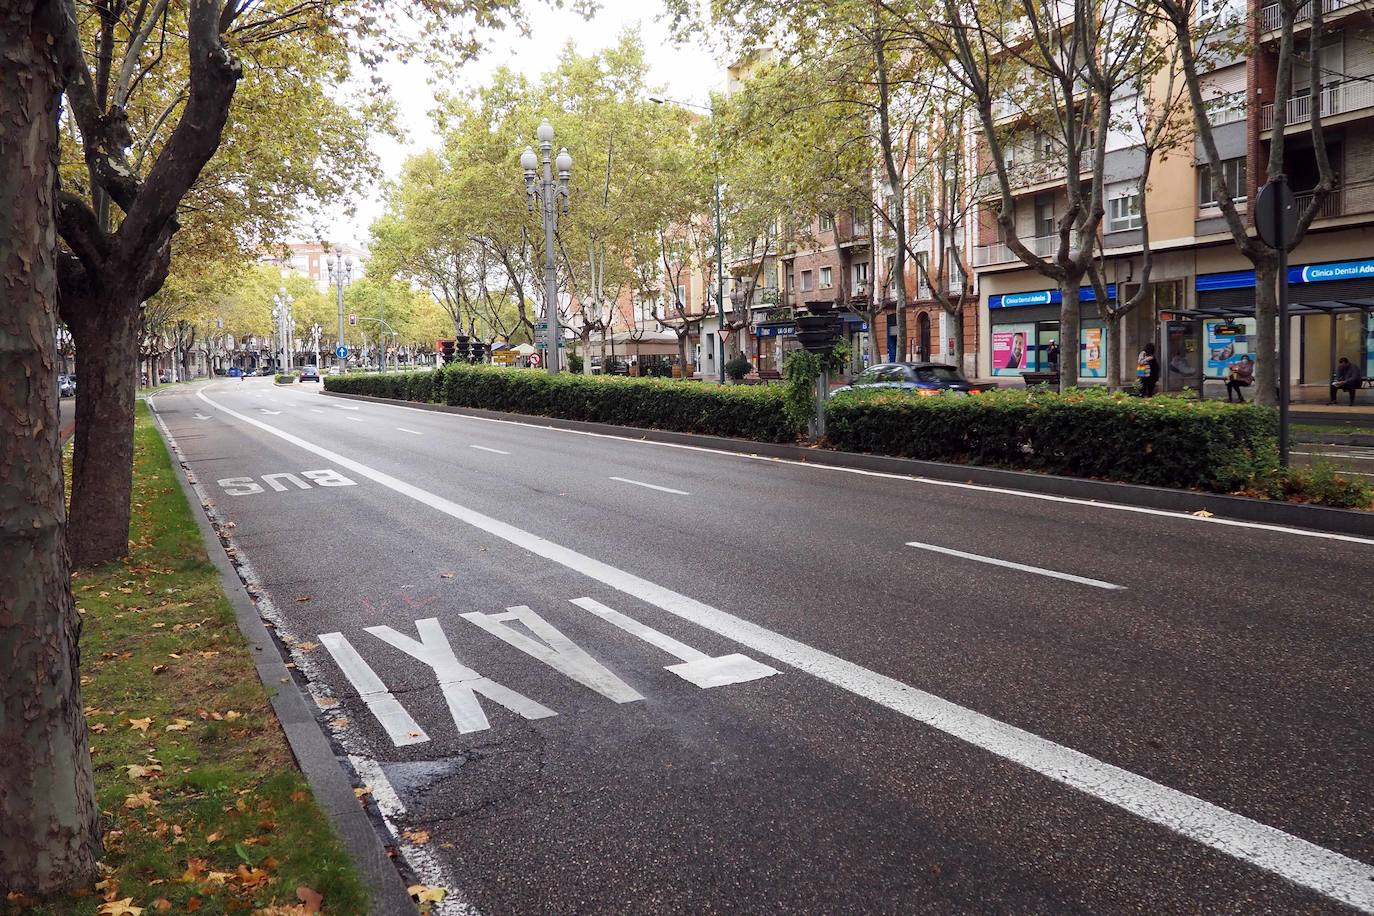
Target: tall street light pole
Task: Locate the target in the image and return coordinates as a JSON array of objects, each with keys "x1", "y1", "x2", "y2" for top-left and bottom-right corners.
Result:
[
  {"x1": 650, "y1": 95, "x2": 727, "y2": 384},
  {"x1": 272, "y1": 289, "x2": 294, "y2": 373},
  {"x1": 522, "y1": 119, "x2": 572, "y2": 374},
  {"x1": 327, "y1": 246, "x2": 353, "y2": 368}
]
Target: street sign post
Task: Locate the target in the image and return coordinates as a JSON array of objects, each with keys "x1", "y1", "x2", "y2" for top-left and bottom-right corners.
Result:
[
  {"x1": 1256, "y1": 176, "x2": 1297, "y2": 468},
  {"x1": 335, "y1": 345, "x2": 349, "y2": 361}
]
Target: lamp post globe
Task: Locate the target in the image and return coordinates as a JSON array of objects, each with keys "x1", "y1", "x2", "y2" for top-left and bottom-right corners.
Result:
[
  {"x1": 536, "y1": 119, "x2": 554, "y2": 143},
  {"x1": 521, "y1": 148, "x2": 538, "y2": 173}
]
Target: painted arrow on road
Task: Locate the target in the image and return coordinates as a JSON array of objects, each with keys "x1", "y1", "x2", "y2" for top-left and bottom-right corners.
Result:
[
  {"x1": 192, "y1": 412, "x2": 211, "y2": 420},
  {"x1": 259, "y1": 409, "x2": 282, "y2": 415}
]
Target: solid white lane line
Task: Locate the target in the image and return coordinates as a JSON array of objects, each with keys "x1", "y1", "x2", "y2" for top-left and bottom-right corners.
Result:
[
  {"x1": 469, "y1": 445, "x2": 510, "y2": 455},
  {"x1": 609, "y1": 476, "x2": 689, "y2": 495},
  {"x1": 396, "y1": 427, "x2": 423, "y2": 436},
  {"x1": 346, "y1": 416, "x2": 363, "y2": 423},
  {"x1": 326, "y1": 395, "x2": 1374, "y2": 546},
  {"x1": 196, "y1": 384, "x2": 1374, "y2": 912},
  {"x1": 905, "y1": 541, "x2": 1125, "y2": 591}
]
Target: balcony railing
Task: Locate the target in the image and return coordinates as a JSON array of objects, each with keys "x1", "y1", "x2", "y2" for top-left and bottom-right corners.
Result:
[
  {"x1": 972, "y1": 234, "x2": 1057, "y2": 267},
  {"x1": 1293, "y1": 188, "x2": 1343, "y2": 219},
  {"x1": 1206, "y1": 91, "x2": 1247, "y2": 127},
  {"x1": 1259, "y1": 76, "x2": 1374, "y2": 129},
  {"x1": 1261, "y1": 0, "x2": 1354, "y2": 32}
]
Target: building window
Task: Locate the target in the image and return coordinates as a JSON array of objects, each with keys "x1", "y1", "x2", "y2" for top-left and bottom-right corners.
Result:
[
  {"x1": 801, "y1": 270, "x2": 813, "y2": 292},
  {"x1": 947, "y1": 249, "x2": 964, "y2": 290},
  {"x1": 1107, "y1": 182, "x2": 1143, "y2": 231},
  {"x1": 853, "y1": 261, "x2": 869, "y2": 289},
  {"x1": 818, "y1": 213, "x2": 835, "y2": 232},
  {"x1": 1199, "y1": 157, "x2": 1247, "y2": 207},
  {"x1": 1034, "y1": 194, "x2": 1055, "y2": 239},
  {"x1": 786, "y1": 272, "x2": 794, "y2": 292},
  {"x1": 915, "y1": 252, "x2": 930, "y2": 297},
  {"x1": 820, "y1": 266, "x2": 833, "y2": 288},
  {"x1": 676, "y1": 284, "x2": 687, "y2": 306}
]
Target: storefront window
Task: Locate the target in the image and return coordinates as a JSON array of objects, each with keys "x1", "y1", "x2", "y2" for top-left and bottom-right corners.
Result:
[
  {"x1": 1204, "y1": 319, "x2": 1257, "y2": 378},
  {"x1": 993, "y1": 323, "x2": 1036, "y2": 375}
]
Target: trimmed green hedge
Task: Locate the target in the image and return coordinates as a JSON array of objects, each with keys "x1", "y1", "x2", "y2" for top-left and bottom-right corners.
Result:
[
  {"x1": 274, "y1": 374, "x2": 295, "y2": 384},
  {"x1": 325, "y1": 366, "x2": 799, "y2": 443},
  {"x1": 825, "y1": 387, "x2": 1278, "y2": 492}
]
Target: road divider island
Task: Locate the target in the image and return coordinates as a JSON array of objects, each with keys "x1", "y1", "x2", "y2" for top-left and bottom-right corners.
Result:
[{"x1": 324, "y1": 366, "x2": 1370, "y2": 509}]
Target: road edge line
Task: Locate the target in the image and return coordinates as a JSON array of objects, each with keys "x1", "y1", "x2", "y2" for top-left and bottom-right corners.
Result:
[
  {"x1": 147, "y1": 390, "x2": 420, "y2": 916},
  {"x1": 320, "y1": 391, "x2": 1374, "y2": 541}
]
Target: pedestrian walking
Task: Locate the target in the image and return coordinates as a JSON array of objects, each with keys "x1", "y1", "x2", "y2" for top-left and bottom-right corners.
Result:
[{"x1": 1047, "y1": 340, "x2": 1061, "y2": 374}]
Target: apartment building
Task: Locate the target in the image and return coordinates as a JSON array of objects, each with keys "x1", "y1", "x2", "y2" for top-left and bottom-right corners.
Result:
[
  {"x1": 264, "y1": 241, "x2": 368, "y2": 293},
  {"x1": 970, "y1": 0, "x2": 1374, "y2": 390}
]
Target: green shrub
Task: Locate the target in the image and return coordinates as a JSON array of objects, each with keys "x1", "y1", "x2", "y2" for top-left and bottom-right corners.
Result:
[
  {"x1": 726, "y1": 353, "x2": 752, "y2": 381},
  {"x1": 567, "y1": 354, "x2": 584, "y2": 374},
  {"x1": 1271, "y1": 462, "x2": 1373, "y2": 509},
  {"x1": 326, "y1": 366, "x2": 801, "y2": 443},
  {"x1": 274, "y1": 374, "x2": 295, "y2": 384},
  {"x1": 825, "y1": 387, "x2": 1279, "y2": 492}
]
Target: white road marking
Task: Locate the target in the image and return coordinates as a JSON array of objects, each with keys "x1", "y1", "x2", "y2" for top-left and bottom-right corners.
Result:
[
  {"x1": 329, "y1": 395, "x2": 1374, "y2": 546},
  {"x1": 334, "y1": 404, "x2": 360, "y2": 410},
  {"x1": 319, "y1": 633, "x2": 429, "y2": 746},
  {"x1": 609, "y1": 476, "x2": 689, "y2": 495},
  {"x1": 346, "y1": 416, "x2": 363, "y2": 423},
  {"x1": 311, "y1": 408, "x2": 325, "y2": 414},
  {"x1": 366, "y1": 618, "x2": 556, "y2": 734},
  {"x1": 262, "y1": 472, "x2": 311, "y2": 492},
  {"x1": 469, "y1": 445, "x2": 510, "y2": 455},
  {"x1": 570, "y1": 597, "x2": 778, "y2": 688},
  {"x1": 195, "y1": 385, "x2": 1374, "y2": 911},
  {"x1": 259, "y1": 408, "x2": 281, "y2": 415},
  {"x1": 396, "y1": 427, "x2": 423, "y2": 436},
  {"x1": 462, "y1": 606, "x2": 643, "y2": 703},
  {"x1": 1292, "y1": 450, "x2": 1374, "y2": 462},
  {"x1": 905, "y1": 542, "x2": 1125, "y2": 591},
  {"x1": 193, "y1": 412, "x2": 211, "y2": 420}
]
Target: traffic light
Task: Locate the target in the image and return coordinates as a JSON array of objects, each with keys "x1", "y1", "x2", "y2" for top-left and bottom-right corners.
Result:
[
  {"x1": 468, "y1": 341, "x2": 490, "y2": 363},
  {"x1": 439, "y1": 339, "x2": 456, "y2": 364},
  {"x1": 454, "y1": 335, "x2": 471, "y2": 362},
  {"x1": 795, "y1": 314, "x2": 843, "y2": 354},
  {"x1": 348, "y1": 314, "x2": 357, "y2": 327}
]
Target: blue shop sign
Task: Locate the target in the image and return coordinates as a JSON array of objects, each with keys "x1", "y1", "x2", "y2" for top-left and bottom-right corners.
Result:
[
  {"x1": 988, "y1": 284, "x2": 1115, "y2": 308},
  {"x1": 757, "y1": 324, "x2": 795, "y2": 337},
  {"x1": 1197, "y1": 258, "x2": 1374, "y2": 291}
]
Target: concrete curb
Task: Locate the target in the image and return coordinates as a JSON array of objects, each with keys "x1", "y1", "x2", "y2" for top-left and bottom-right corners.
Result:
[
  {"x1": 323, "y1": 389, "x2": 1374, "y2": 538},
  {"x1": 148, "y1": 399, "x2": 418, "y2": 915}
]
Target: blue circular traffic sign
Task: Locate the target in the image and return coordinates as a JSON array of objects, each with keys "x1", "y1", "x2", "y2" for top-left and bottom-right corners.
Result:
[{"x1": 335, "y1": 345, "x2": 349, "y2": 359}]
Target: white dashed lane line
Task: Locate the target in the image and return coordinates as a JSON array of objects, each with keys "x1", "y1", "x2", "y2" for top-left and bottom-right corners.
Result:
[
  {"x1": 396, "y1": 427, "x2": 423, "y2": 436},
  {"x1": 905, "y1": 541, "x2": 1124, "y2": 590},
  {"x1": 609, "y1": 476, "x2": 690, "y2": 496},
  {"x1": 470, "y1": 445, "x2": 510, "y2": 455}
]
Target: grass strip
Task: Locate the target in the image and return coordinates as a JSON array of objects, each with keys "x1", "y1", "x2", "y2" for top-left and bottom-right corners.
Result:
[{"x1": 7, "y1": 402, "x2": 369, "y2": 916}]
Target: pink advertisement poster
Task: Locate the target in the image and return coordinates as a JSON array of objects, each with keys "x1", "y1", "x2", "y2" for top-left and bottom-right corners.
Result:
[{"x1": 992, "y1": 328, "x2": 1031, "y2": 374}]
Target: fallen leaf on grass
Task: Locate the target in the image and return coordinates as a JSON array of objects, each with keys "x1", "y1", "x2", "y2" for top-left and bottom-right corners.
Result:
[
  {"x1": 98, "y1": 898, "x2": 143, "y2": 916},
  {"x1": 182, "y1": 858, "x2": 208, "y2": 883},
  {"x1": 124, "y1": 764, "x2": 162, "y2": 779},
  {"x1": 123, "y1": 791, "x2": 157, "y2": 810},
  {"x1": 206, "y1": 831, "x2": 223, "y2": 844},
  {"x1": 164, "y1": 719, "x2": 193, "y2": 732},
  {"x1": 297, "y1": 885, "x2": 324, "y2": 913},
  {"x1": 223, "y1": 710, "x2": 242, "y2": 721},
  {"x1": 289, "y1": 790, "x2": 308, "y2": 803},
  {"x1": 91, "y1": 722, "x2": 108, "y2": 733},
  {"x1": 151, "y1": 664, "x2": 168, "y2": 674},
  {"x1": 128, "y1": 717, "x2": 153, "y2": 733},
  {"x1": 152, "y1": 899, "x2": 172, "y2": 913}
]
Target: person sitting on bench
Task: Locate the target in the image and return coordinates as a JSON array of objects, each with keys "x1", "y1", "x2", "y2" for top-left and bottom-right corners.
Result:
[
  {"x1": 1330, "y1": 357, "x2": 1363, "y2": 405},
  {"x1": 1225, "y1": 355, "x2": 1254, "y2": 402}
]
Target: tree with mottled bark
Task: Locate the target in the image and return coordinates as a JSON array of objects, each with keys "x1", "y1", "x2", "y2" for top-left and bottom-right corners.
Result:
[{"x1": 0, "y1": 0, "x2": 101, "y2": 895}]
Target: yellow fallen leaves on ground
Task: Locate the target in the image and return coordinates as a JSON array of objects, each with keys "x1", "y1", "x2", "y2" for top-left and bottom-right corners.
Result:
[
  {"x1": 123, "y1": 791, "x2": 157, "y2": 810},
  {"x1": 98, "y1": 898, "x2": 144, "y2": 916},
  {"x1": 128, "y1": 717, "x2": 153, "y2": 733}
]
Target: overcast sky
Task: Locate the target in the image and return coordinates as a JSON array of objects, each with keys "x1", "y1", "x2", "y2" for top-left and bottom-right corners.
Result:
[{"x1": 318, "y1": 0, "x2": 723, "y2": 247}]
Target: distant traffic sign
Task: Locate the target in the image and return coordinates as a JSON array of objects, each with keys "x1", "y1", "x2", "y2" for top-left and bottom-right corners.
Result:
[
  {"x1": 335, "y1": 345, "x2": 349, "y2": 359},
  {"x1": 529, "y1": 353, "x2": 542, "y2": 368}
]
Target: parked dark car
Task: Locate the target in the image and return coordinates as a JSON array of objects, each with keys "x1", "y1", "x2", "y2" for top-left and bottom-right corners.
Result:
[
  {"x1": 831, "y1": 362, "x2": 990, "y2": 397},
  {"x1": 299, "y1": 365, "x2": 320, "y2": 382},
  {"x1": 58, "y1": 375, "x2": 76, "y2": 398},
  {"x1": 260, "y1": 367, "x2": 276, "y2": 376}
]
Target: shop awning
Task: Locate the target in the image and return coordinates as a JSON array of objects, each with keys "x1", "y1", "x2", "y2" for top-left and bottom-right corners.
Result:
[{"x1": 1163, "y1": 298, "x2": 1374, "y2": 320}]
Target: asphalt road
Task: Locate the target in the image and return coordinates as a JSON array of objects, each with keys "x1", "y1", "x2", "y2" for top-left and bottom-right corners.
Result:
[{"x1": 149, "y1": 377, "x2": 1374, "y2": 915}]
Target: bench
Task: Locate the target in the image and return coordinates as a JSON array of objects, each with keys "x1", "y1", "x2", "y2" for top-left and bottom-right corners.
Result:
[{"x1": 1021, "y1": 371, "x2": 1060, "y2": 387}]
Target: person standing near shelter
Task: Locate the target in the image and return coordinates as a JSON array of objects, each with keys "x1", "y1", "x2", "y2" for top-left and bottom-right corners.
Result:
[
  {"x1": 1137, "y1": 343, "x2": 1160, "y2": 397},
  {"x1": 1329, "y1": 357, "x2": 1362, "y2": 404}
]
